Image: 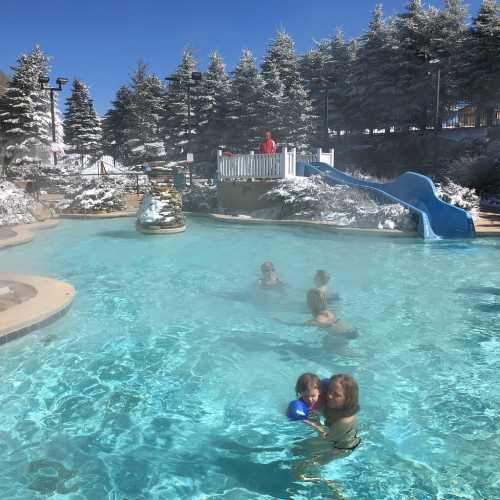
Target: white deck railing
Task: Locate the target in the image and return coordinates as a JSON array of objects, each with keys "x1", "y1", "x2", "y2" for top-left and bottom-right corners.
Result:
[{"x1": 217, "y1": 148, "x2": 334, "y2": 180}]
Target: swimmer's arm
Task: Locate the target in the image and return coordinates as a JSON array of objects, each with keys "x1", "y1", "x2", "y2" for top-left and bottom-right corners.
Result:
[
  {"x1": 274, "y1": 318, "x2": 315, "y2": 327},
  {"x1": 304, "y1": 420, "x2": 329, "y2": 438}
]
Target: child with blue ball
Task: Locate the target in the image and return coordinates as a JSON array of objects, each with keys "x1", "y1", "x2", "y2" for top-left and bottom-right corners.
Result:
[{"x1": 288, "y1": 373, "x2": 329, "y2": 426}]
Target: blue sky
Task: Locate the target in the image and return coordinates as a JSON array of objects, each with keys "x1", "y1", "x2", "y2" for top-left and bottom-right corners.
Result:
[{"x1": 1, "y1": 0, "x2": 483, "y2": 115}]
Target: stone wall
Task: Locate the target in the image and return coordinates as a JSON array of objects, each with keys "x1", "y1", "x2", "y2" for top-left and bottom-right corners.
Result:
[{"x1": 217, "y1": 180, "x2": 279, "y2": 211}]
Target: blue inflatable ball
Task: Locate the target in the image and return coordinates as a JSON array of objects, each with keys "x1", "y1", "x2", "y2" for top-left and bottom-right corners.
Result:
[{"x1": 287, "y1": 400, "x2": 309, "y2": 420}]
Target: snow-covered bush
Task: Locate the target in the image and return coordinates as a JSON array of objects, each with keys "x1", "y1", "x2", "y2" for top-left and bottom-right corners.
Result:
[
  {"x1": 182, "y1": 184, "x2": 218, "y2": 212},
  {"x1": 0, "y1": 180, "x2": 37, "y2": 225},
  {"x1": 445, "y1": 155, "x2": 500, "y2": 193},
  {"x1": 260, "y1": 175, "x2": 415, "y2": 230},
  {"x1": 435, "y1": 179, "x2": 480, "y2": 214},
  {"x1": 64, "y1": 177, "x2": 125, "y2": 213}
]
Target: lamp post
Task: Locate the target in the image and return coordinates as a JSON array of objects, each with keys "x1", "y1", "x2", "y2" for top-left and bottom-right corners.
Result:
[
  {"x1": 39, "y1": 76, "x2": 68, "y2": 165},
  {"x1": 429, "y1": 59, "x2": 441, "y2": 131},
  {"x1": 165, "y1": 72, "x2": 202, "y2": 186}
]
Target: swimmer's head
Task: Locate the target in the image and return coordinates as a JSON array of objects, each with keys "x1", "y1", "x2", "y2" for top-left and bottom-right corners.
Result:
[
  {"x1": 307, "y1": 288, "x2": 328, "y2": 316},
  {"x1": 314, "y1": 270, "x2": 330, "y2": 287},
  {"x1": 295, "y1": 373, "x2": 321, "y2": 407},
  {"x1": 326, "y1": 374, "x2": 359, "y2": 417},
  {"x1": 261, "y1": 261, "x2": 275, "y2": 274}
]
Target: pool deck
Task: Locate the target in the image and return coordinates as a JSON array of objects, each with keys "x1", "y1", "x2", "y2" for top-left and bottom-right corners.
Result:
[
  {"x1": 0, "y1": 219, "x2": 60, "y2": 250},
  {"x1": 0, "y1": 273, "x2": 75, "y2": 344},
  {"x1": 474, "y1": 211, "x2": 500, "y2": 237}
]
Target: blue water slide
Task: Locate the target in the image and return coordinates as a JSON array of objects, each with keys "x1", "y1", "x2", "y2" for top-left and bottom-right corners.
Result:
[{"x1": 299, "y1": 162, "x2": 475, "y2": 239}]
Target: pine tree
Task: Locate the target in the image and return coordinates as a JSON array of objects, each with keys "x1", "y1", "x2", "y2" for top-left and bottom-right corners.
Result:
[
  {"x1": 394, "y1": 0, "x2": 442, "y2": 130},
  {"x1": 63, "y1": 79, "x2": 102, "y2": 161},
  {"x1": 431, "y1": 0, "x2": 469, "y2": 126},
  {"x1": 466, "y1": 0, "x2": 500, "y2": 125},
  {"x1": 226, "y1": 49, "x2": 266, "y2": 152},
  {"x1": 162, "y1": 49, "x2": 199, "y2": 161},
  {"x1": 102, "y1": 85, "x2": 135, "y2": 164},
  {"x1": 123, "y1": 61, "x2": 166, "y2": 165},
  {"x1": 261, "y1": 31, "x2": 313, "y2": 149},
  {"x1": 260, "y1": 58, "x2": 286, "y2": 139},
  {"x1": 324, "y1": 30, "x2": 355, "y2": 135},
  {"x1": 299, "y1": 42, "x2": 330, "y2": 146},
  {"x1": 350, "y1": 5, "x2": 399, "y2": 133},
  {"x1": 0, "y1": 46, "x2": 55, "y2": 175},
  {"x1": 193, "y1": 52, "x2": 231, "y2": 174}
]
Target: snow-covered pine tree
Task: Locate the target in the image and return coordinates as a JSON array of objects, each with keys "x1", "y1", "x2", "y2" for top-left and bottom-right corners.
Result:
[
  {"x1": 466, "y1": 0, "x2": 500, "y2": 126},
  {"x1": 394, "y1": 0, "x2": 442, "y2": 130},
  {"x1": 260, "y1": 58, "x2": 286, "y2": 140},
  {"x1": 162, "y1": 49, "x2": 199, "y2": 161},
  {"x1": 193, "y1": 52, "x2": 231, "y2": 175},
  {"x1": 261, "y1": 31, "x2": 313, "y2": 149},
  {"x1": 324, "y1": 30, "x2": 355, "y2": 136},
  {"x1": 0, "y1": 46, "x2": 55, "y2": 176},
  {"x1": 299, "y1": 42, "x2": 331, "y2": 146},
  {"x1": 349, "y1": 5, "x2": 399, "y2": 133},
  {"x1": 102, "y1": 85, "x2": 135, "y2": 164},
  {"x1": 63, "y1": 79, "x2": 102, "y2": 162},
  {"x1": 226, "y1": 49, "x2": 266, "y2": 152},
  {"x1": 123, "y1": 61, "x2": 166, "y2": 166},
  {"x1": 431, "y1": 0, "x2": 469, "y2": 126}
]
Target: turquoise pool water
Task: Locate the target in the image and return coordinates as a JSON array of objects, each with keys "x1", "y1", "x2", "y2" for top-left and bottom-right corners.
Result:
[{"x1": 1, "y1": 218, "x2": 500, "y2": 499}]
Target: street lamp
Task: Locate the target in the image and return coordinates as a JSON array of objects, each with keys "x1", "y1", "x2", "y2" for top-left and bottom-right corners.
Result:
[
  {"x1": 429, "y1": 59, "x2": 441, "y2": 131},
  {"x1": 165, "y1": 71, "x2": 202, "y2": 186},
  {"x1": 39, "y1": 76, "x2": 68, "y2": 165}
]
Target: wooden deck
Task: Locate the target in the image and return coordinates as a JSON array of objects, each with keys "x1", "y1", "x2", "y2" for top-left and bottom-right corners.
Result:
[{"x1": 475, "y1": 211, "x2": 500, "y2": 236}]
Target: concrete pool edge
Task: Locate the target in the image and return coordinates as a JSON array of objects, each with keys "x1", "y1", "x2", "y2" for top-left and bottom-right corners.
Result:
[
  {"x1": 191, "y1": 212, "x2": 417, "y2": 237},
  {"x1": 0, "y1": 273, "x2": 75, "y2": 345},
  {"x1": 0, "y1": 219, "x2": 60, "y2": 250}
]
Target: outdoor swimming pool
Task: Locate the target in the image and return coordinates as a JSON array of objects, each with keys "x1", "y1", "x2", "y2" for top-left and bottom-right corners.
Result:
[{"x1": 0, "y1": 217, "x2": 499, "y2": 499}]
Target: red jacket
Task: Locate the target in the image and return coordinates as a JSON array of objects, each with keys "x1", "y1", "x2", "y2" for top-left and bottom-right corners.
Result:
[{"x1": 259, "y1": 138, "x2": 277, "y2": 154}]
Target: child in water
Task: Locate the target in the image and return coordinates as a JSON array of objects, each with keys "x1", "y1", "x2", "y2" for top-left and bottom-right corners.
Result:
[
  {"x1": 258, "y1": 261, "x2": 284, "y2": 289},
  {"x1": 294, "y1": 373, "x2": 324, "y2": 422},
  {"x1": 306, "y1": 288, "x2": 336, "y2": 327},
  {"x1": 314, "y1": 270, "x2": 340, "y2": 302}
]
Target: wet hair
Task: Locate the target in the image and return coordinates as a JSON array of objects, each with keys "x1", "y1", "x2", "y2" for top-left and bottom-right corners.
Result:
[
  {"x1": 315, "y1": 270, "x2": 330, "y2": 287},
  {"x1": 261, "y1": 261, "x2": 275, "y2": 272},
  {"x1": 307, "y1": 288, "x2": 328, "y2": 315},
  {"x1": 326, "y1": 374, "x2": 360, "y2": 421},
  {"x1": 295, "y1": 373, "x2": 321, "y2": 396}
]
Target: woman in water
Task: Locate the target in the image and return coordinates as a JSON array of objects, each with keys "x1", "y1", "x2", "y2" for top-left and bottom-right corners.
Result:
[{"x1": 294, "y1": 374, "x2": 361, "y2": 480}]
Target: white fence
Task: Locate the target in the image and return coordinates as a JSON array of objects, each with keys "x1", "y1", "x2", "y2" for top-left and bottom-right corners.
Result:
[{"x1": 217, "y1": 148, "x2": 335, "y2": 180}]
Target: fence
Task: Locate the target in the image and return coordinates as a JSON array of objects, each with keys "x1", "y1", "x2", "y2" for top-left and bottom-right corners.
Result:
[{"x1": 217, "y1": 148, "x2": 335, "y2": 180}]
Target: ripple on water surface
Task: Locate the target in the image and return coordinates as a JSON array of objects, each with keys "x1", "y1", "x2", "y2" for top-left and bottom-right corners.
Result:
[{"x1": 0, "y1": 218, "x2": 500, "y2": 498}]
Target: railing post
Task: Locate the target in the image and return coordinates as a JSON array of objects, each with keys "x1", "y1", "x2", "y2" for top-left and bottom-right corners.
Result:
[
  {"x1": 330, "y1": 148, "x2": 335, "y2": 167},
  {"x1": 282, "y1": 147, "x2": 288, "y2": 178},
  {"x1": 217, "y1": 149, "x2": 222, "y2": 179},
  {"x1": 316, "y1": 148, "x2": 322, "y2": 164},
  {"x1": 291, "y1": 147, "x2": 297, "y2": 177}
]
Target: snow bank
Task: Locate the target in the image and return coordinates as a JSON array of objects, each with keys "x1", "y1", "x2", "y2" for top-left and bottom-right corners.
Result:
[
  {"x1": 435, "y1": 179, "x2": 480, "y2": 215},
  {"x1": 260, "y1": 176, "x2": 415, "y2": 231},
  {"x1": 0, "y1": 180, "x2": 37, "y2": 225}
]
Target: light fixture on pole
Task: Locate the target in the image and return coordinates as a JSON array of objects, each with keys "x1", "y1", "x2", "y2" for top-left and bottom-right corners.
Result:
[
  {"x1": 429, "y1": 59, "x2": 441, "y2": 131},
  {"x1": 39, "y1": 76, "x2": 68, "y2": 165},
  {"x1": 165, "y1": 72, "x2": 202, "y2": 186}
]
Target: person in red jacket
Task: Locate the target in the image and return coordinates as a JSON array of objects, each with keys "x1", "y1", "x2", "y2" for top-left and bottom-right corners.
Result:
[{"x1": 259, "y1": 131, "x2": 277, "y2": 154}]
